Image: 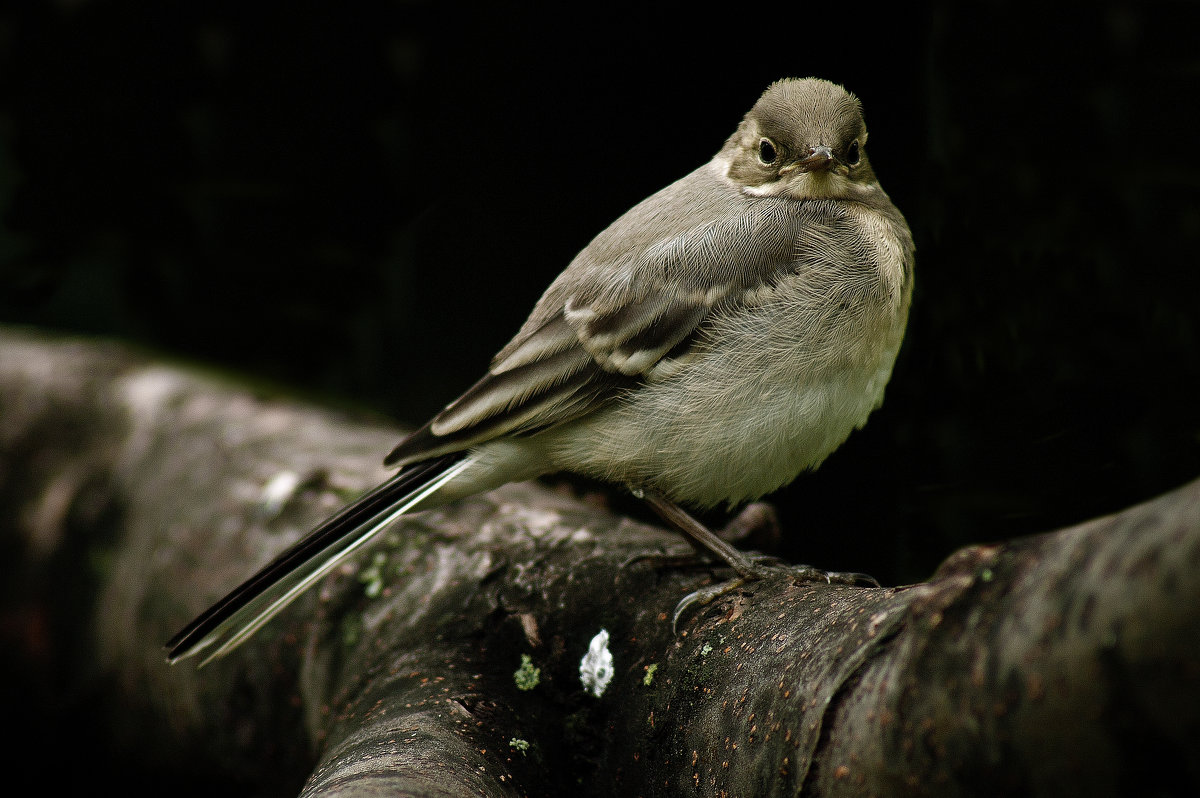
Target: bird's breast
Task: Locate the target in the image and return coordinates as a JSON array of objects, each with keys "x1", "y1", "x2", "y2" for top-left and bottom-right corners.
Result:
[{"x1": 547, "y1": 198, "x2": 913, "y2": 509}]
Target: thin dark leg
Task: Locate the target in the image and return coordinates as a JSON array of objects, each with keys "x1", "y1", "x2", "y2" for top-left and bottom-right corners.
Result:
[
  {"x1": 639, "y1": 489, "x2": 878, "y2": 631},
  {"x1": 640, "y1": 490, "x2": 771, "y2": 580}
]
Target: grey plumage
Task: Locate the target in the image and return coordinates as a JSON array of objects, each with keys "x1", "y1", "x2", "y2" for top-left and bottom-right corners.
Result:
[{"x1": 167, "y1": 77, "x2": 914, "y2": 664}]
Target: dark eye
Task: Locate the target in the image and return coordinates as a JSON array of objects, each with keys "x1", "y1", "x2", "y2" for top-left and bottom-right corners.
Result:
[
  {"x1": 846, "y1": 140, "x2": 861, "y2": 165},
  {"x1": 758, "y1": 138, "x2": 777, "y2": 165}
]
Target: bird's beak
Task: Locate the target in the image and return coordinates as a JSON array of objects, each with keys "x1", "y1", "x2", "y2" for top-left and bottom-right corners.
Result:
[{"x1": 795, "y1": 145, "x2": 835, "y2": 173}]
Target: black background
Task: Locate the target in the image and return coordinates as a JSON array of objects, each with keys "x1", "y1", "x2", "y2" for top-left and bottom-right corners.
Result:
[
  {"x1": 4, "y1": 2, "x2": 1200, "y2": 582},
  {"x1": 2, "y1": 0, "x2": 1199, "y2": 788}
]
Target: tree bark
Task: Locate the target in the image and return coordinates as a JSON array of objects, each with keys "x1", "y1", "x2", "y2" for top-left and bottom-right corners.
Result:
[{"x1": 1, "y1": 326, "x2": 1197, "y2": 797}]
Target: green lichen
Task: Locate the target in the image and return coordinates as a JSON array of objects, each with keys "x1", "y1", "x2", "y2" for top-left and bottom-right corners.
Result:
[
  {"x1": 358, "y1": 551, "x2": 388, "y2": 598},
  {"x1": 514, "y1": 654, "x2": 541, "y2": 691},
  {"x1": 643, "y1": 663, "x2": 658, "y2": 686}
]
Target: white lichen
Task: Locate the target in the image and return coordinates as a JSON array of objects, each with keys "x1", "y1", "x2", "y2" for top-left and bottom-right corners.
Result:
[{"x1": 579, "y1": 628, "x2": 614, "y2": 697}]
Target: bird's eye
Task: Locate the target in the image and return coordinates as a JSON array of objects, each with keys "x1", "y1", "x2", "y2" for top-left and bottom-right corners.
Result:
[
  {"x1": 758, "y1": 138, "x2": 777, "y2": 165},
  {"x1": 846, "y1": 140, "x2": 861, "y2": 166}
]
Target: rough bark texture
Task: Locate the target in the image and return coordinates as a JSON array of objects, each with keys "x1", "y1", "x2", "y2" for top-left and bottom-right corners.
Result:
[{"x1": 2, "y1": 326, "x2": 1197, "y2": 797}]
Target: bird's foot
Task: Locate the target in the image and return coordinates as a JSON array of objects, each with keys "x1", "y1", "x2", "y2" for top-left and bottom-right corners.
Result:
[{"x1": 633, "y1": 488, "x2": 877, "y2": 631}]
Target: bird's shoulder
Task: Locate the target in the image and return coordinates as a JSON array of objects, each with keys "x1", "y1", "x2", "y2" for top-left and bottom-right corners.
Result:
[{"x1": 495, "y1": 162, "x2": 813, "y2": 365}]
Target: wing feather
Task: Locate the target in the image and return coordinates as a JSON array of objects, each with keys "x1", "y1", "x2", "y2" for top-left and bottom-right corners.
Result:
[{"x1": 387, "y1": 165, "x2": 809, "y2": 468}]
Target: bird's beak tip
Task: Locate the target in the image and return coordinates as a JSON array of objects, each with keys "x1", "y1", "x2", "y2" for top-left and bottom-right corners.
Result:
[{"x1": 796, "y1": 146, "x2": 835, "y2": 173}]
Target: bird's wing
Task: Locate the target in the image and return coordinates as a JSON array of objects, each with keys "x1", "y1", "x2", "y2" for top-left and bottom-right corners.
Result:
[{"x1": 386, "y1": 177, "x2": 804, "y2": 467}]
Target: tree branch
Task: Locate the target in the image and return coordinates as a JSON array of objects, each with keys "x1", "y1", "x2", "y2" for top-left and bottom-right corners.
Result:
[{"x1": 2, "y1": 326, "x2": 1196, "y2": 797}]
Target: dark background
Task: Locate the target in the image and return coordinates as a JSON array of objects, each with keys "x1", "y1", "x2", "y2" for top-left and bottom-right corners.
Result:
[
  {"x1": 4, "y1": 1, "x2": 1200, "y2": 577},
  {"x1": 1, "y1": 0, "x2": 1198, "y2": 788}
]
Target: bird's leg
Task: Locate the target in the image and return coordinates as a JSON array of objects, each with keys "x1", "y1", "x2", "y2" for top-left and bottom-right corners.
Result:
[
  {"x1": 623, "y1": 497, "x2": 782, "y2": 571},
  {"x1": 638, "y1": 489, "x2": 878, "y2": 631},
  {"x1": 640, "y1": 490, "x2": 771, "y2": 580}
]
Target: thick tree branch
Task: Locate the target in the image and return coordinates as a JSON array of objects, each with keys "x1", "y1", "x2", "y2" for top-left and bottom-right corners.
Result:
[{"x1": 2, "y1": 326, "x2": 1197, "y2": 797}]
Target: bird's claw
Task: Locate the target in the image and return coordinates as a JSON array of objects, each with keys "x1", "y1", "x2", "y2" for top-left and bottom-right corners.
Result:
[{"x1": 672, "y1": 577, "x2": 747, "y2": 634}]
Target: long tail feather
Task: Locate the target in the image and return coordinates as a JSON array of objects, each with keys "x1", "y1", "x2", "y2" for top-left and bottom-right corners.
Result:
[{"x1": 165, "y1": 453, "x2": 471, "y2": 665}]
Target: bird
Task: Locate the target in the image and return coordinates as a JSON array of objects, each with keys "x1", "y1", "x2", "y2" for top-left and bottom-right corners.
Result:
[{"x1": 166, "y1": 77, "x2": 914, "y2": 665}]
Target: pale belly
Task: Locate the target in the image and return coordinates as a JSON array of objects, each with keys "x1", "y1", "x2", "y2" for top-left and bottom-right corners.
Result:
[{"x1": 546, "y1": 279, "x2": 909, "y2": 508}]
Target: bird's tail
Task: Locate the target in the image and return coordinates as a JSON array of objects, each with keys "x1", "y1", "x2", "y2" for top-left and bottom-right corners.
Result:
[{"x1": 165, "y1": 453, "x2": 472, "y2": 666}]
